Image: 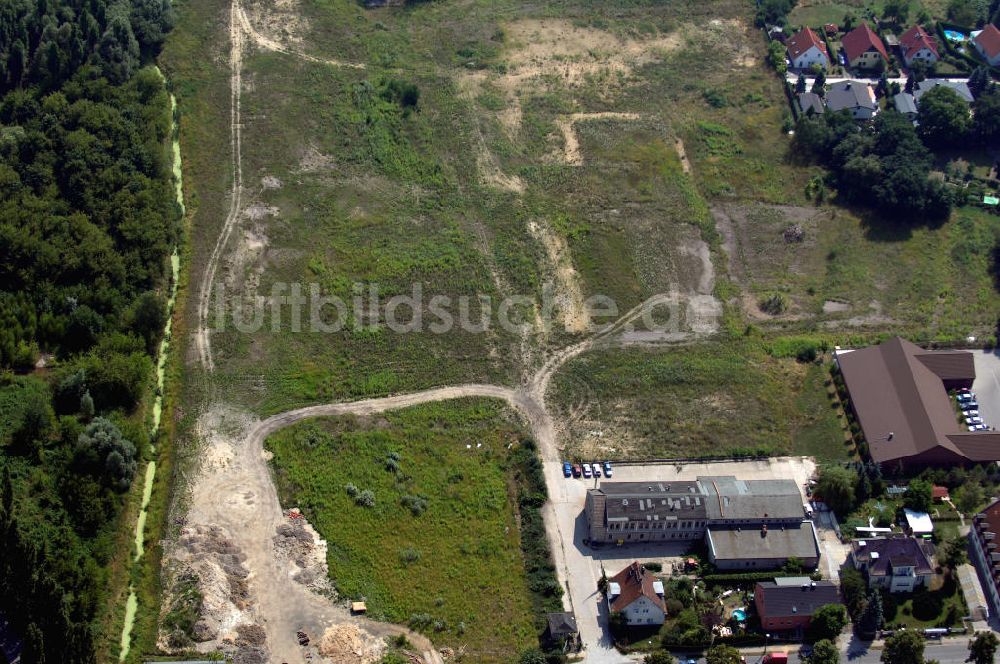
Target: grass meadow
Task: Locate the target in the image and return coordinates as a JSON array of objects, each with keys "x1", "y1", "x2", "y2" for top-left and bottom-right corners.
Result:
[
  {"x1": 551, "y1": 339, "x2": 852, "y2": 462},
  {"x1": 265, "y1": 399, "x2": 549, "y2": 661}
]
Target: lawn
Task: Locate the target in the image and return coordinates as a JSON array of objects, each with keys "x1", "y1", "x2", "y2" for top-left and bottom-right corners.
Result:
[
  {"x1": 882, "y1": 574, "x2": 968, "y2": 630},
  {"x1": 264, "y1": 399, "x2": 552, "y2": 661},
  {"x1": 549, "y1": 339, "x2": 851, "y2": 461}
]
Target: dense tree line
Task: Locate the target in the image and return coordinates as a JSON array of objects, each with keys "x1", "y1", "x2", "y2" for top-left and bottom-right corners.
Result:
[
  {"x1": 794, "y1": 110, "x2": 953, "y2": 220},
  {"x1": 0, "y1": 0, "x2": 175, "y2": 661}
]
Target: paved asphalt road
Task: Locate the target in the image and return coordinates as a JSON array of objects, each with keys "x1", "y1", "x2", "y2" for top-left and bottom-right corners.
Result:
[{"x1": 664, "y1": 637, "x2": 975, "y2": 663}]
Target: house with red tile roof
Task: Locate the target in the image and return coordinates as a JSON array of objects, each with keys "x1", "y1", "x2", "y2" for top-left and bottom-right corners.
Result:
[
  {"x1": 606, "y1": 562, "x2": 667, "y2": 625},
  {"x1": 786, "y1": 27, "x2": 830, "y2": 70},
  {"x1": 973, "y1": 23, "x2": 1000, "y2": 66},
  {"x1": 842, "y1": 23, "x2": 890, "y2": 69},
  {"x1": 899, "y1": 25, "x2": 939, "y2": 66}
]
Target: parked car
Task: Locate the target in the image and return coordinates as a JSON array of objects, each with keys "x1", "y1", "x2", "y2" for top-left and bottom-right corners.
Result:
[
  {"x1": 582, "y1": 464, "x2": 592, "y2": 478},
  {"x1": 603, "y1": 461, "x2": 613, "y2": 477},
  {"x1": 592, "y1": 463, "x2": 601, "y2": 478},
  {"x1": 572, "y1": 464, "x2": 582, "y2": 478},
  {"x1": 975, "y1": 424, "x2": 991, "y2": 431},
  {"x1": 958, "y1": 387, "x2": 973, "y2": 394},
  {"x1": 562, "y1": 462, "x2": 572, "y2": 478},
  {"x1": 961, "y1": 401, "x2": 980, "y2": 411},
  {"x1": 963, "y1": 410, "x2": 980, "y2": 418},
  {"x1": 967, "y1": 416, "x2": 984, "y2": 425},
  {"x1": 958, "y1": 393, "x2": 975, "y2": 402}
]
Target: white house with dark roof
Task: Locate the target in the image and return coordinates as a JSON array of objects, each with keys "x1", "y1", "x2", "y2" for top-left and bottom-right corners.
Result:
[
  {"x1": 825, "y1": 80, "x2": 879, "y2": 119},
  {"x1": 850, "y1": 535, "x2": 935, "y2": 593}
]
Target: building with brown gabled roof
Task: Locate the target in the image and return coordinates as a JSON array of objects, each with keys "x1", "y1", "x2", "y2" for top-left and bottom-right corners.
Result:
[
  {"x1": 971, "y1": 498, "x2": 1000, "y2": 619},
  {"x1": 786, "y1": 27, "x2": 830, "y2": 70},
  {"x1": 835, "y1": 337, "x2": 1000, "y2": 469},
  {"x1": 842, "y1": 23, "x2": 890, "y2": 69},
  {"x1": 606, "y1": 562, "x2": 667, "y2": 625},
  {"x1": 974, "y1": 24, "x2": 1000, "y2": 66},
  {"x1": 899, "y1": 25, "x2": 939, "y2": 66}
]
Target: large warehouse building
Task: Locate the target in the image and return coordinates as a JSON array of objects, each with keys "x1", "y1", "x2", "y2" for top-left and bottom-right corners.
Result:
[
  {"x1": 585, "y1": 476, "x2": 820, "y2": 570},
  {"x1": 835, "y1": 337, "x2": 1000, "y2": 468}
]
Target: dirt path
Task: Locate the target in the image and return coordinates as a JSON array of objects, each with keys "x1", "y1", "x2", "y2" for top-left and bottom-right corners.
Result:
[
  {"x1": 183, "y1": 1, "x2": 719, "y2": 659},
  {"x1": 194, "y1": 0, "x2": 363, "y2": 372},
  {"x1": 235, "y1": 2, "x2": 365, "y2": 69}
]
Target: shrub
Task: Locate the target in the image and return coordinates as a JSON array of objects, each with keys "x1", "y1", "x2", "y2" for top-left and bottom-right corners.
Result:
[
  {"x1": 355, "y1": 489, "x2": 375, "y2": 507},
  {"x1": 642, "y1": 561, "x2": 663, "y2": 572},
  {"x1": 758, "y1": 292, "x2": 788, "y2": 315},
  {"x1": 344, "y1": 483, "x2": 358, "y2": 497},
  {"x1": 401, "y1": 494, "x2": 429, "y2": 516},
  {"x1": 399, "y1": 547, "x2": 421, "y2": 564},
  {"x1": 409, "y1": 613, "x2": 432, "y2": 629}
]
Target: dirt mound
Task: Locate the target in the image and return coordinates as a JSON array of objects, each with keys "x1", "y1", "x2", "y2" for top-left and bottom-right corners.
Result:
[
  {"x1": 164, "y1": 524, "x2": 263, "y2": 657},
  {"x1": 317, "y1": 623, "x2": 386, "y2": 663},
  {"x1": 274, "y1": 510, "x2": 336, "y2": 593}
]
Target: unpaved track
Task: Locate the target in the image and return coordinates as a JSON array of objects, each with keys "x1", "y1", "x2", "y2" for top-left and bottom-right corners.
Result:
[
  {"x1": 195, "y1": 294, "x2": 677, "y2": 662},
  {"x1": 187, "y1": 0, "x2": 715, "y2": 660},
  {"x1": 194, "y1": 0, "x2": 363, "y2": 372}
]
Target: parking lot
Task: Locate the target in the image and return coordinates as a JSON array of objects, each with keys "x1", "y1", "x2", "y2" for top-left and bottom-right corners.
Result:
[
  {"x1": 972, "y1": 350, "x2": 1000, "y2": 431},
  {"x1": 543, "y1": 456, "x2": 846, "y2": 663}
]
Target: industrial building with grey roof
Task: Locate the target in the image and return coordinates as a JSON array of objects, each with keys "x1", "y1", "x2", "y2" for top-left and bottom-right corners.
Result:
[{"x1": 585, "y1": 476, "x2": 820, "y2": 570}]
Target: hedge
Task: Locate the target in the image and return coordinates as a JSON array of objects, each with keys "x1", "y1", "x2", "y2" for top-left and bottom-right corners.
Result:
[{"x1": 702, "y1": 571, "x2": 822, "y2": 584}]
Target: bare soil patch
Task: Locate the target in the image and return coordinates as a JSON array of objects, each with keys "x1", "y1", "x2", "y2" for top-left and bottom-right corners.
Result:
[{"x1": 527, "y1": 219, "x2": 588, "y2": 333}]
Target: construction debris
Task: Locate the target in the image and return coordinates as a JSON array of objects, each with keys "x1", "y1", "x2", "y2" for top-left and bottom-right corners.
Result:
[
  {"x1": 316, "y1": 624, "x2": 385, "y2": 664},
  {"x1": 783, "y1": 223, "x2": 804, "y2": 243}
]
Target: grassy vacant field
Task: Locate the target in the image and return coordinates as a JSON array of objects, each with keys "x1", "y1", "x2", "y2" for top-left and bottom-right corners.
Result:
[
  {"x1": 715, "y1": 204, "x2": 1000, "y2": 340},
  {"x1": 551, "y1": 339, "x2": 851, "y2": 462},
  {"x1": 163, "y1": 0, "x2": 823, "y2": 416},
  {"x1": 265, "y1": 399, "x2": 544, "y2": 661}
]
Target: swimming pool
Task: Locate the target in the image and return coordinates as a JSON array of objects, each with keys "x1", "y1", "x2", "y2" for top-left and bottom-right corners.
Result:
[
  {"x1": 944, "y1": 29, "x2": 966, "y2": 42},
  {"x1": 732, "y1": 608, "x2": 747, "y2": 622}
]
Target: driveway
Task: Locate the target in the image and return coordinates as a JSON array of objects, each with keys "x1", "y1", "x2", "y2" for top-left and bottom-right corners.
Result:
[
  {"x1": 972, "y1": 350, "x2": 1000, "y2": 430},
  {"x1": 544, "y1": 457, "x2": 819, "y2": 663}
]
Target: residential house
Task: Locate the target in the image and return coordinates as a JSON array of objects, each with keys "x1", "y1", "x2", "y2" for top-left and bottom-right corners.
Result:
[
  {"x1": 850, "y1": 536, "x2": 935, "y2": 593},
  {"x1": 913, "y1": 79, "x2": 974, "y2": 104},
  {"x1": 894, "y1": 92, "x2": 918, "y2": 120},
  {"x1": 607, "y1": 562, "x2": 667, "y2": 626},
  {"x1": 586, "y1": 477, "x2": 819, "y2": 570},
  {"x1": 932, "y1": 485, "x2": 950, "y2": 502},
  {"x1": 786, "y1": 27, "x2": 830, "y2": 70},
  {"x1": 899, "y1": 25, "x2": 939, "y2": 66},
  {"x1": 971, "y1": 498, "x2": 1000, "y2": 619},
  {"x1": 825, "y1": 81, "x2": 879, "y2": 119},
  {"x1": 973, "y1": 23, "x2": 1000, "y2": 67},
  {"x1": 841, "y1": 23, "x2": 890, "y2": 69},
  {"x1": 834, "y1": 337, "x2": 1000, "y2": 469},
  {"x1": 754, "y1": 578, "x2": 841, "y2": 633},
  {"x1": 798, "y1": 92, "x2": 825, "y2": 116}
]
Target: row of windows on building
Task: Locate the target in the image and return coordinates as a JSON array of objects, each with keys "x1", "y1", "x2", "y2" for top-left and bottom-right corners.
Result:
[{"x1": 607, "y1": 520, "x2": 706, "y2": 531}]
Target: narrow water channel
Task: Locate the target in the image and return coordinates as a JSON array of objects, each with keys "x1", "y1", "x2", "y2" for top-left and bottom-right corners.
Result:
[{"x1": 119, "y1": 80, "x2": 184, "y2": 661}]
